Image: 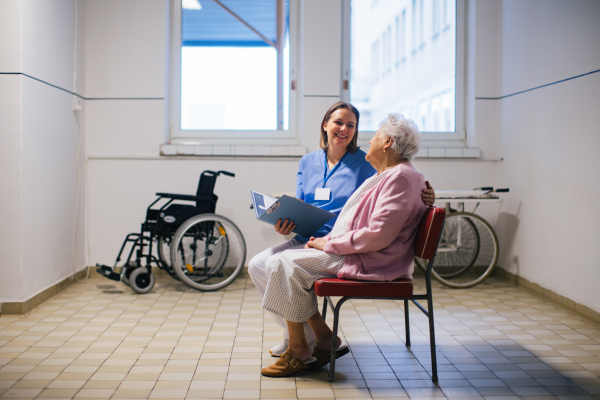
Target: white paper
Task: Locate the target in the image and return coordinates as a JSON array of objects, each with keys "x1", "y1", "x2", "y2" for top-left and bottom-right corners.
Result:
[{"x1": 251, "y1": 191, "x2": 278, "y2": 218}]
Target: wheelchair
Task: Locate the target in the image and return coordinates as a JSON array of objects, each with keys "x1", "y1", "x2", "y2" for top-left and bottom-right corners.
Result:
[{"x1": 96, "y1": 170, "x2": 247, "y2": 294}]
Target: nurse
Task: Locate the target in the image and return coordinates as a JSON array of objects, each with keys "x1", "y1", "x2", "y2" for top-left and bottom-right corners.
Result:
[{"x1": 248, "y1": 102, "x2": 434, "y2": 357}]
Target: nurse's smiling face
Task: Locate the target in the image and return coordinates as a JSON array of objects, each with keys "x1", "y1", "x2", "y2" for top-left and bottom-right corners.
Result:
[{"x1": 323, "y1": 109, "x2": 357, "y2": 151}]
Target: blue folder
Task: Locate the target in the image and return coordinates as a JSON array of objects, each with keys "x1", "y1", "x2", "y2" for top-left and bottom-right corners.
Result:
[{"x1": 251, "y1": 191, "x2": 336, "y2": 237}]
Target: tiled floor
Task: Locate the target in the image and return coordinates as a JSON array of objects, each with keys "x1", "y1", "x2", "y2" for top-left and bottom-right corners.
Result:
[{"x1": 1, "y1": 271, "x2": 599, "y2": 400}]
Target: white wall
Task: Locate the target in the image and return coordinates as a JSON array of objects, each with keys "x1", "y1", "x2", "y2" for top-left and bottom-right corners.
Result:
[
  {"x1": 0, "y1": 0, "x2": 86, "y2": 303},
  {"x1": 83, "y1": 0, "x2": 167, "y2": 158},
  {"x1": 493, "y1": 0, "x2": 600, "y2": 312},
  {"x1": 0, "y1": 1, "x2": 24, "y2": 302},
  {"x1": 466, "y1": 0, "x2": 502, "y2": 159}
]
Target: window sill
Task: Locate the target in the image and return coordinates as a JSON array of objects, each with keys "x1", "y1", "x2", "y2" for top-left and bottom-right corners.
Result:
[
  {"x1": 160, "y1": 143, "x2": 308, "y2": 157},
  {"x1": 160, "y1": 143, "x2": 481, "y2": 159},
  {"x1": 358, "y1": 137, "x2": 481, "y2": 159},
  {"x1": 414, "y1": 146, "x2": 480, "y2": 159}
]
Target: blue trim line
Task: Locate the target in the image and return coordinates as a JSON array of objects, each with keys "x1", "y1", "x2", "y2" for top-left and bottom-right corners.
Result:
[
  {"x1": 0, "y1": 72, "x2": 83, "y2": 98},
  {"x1": 476, "y1": 68, "x2": 600, "y2": 100},
  {"x1": 0, "y1": 72, "x2": 164, "y2": 100}
]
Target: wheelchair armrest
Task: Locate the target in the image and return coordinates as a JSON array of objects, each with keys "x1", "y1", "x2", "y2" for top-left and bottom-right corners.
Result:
[{"x1": 156, "y1": 193, "x2": 216, "y2": 204}]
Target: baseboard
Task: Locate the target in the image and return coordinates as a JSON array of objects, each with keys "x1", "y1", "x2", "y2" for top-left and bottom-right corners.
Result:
[
  {"x1": 1, "y1": 268, "x2": 89, "y2": 316},
  {"x1": 5, "y1": 264, "x2": 595, "y2": 326},
  {"x1": 493, "y1": 267, "x2": 600, "y2": 326}
]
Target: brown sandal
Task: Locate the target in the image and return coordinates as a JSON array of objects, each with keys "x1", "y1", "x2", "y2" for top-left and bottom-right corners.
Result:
[
  {"x1": 308, "y1": 342, "x2": 350, "y2": 370},
  {"x1": 261, "y1": 349, "x2": 316, "y2": 377}
]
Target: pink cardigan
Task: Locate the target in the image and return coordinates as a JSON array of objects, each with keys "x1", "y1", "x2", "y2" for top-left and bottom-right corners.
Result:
[{"x1": 323, "y1": 162, "x2": 428, "y2": 281}]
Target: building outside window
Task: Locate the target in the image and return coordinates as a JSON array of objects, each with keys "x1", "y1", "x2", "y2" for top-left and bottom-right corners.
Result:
[{"x1": 349, "y1": 0, "x2": 458, "y2": 135}]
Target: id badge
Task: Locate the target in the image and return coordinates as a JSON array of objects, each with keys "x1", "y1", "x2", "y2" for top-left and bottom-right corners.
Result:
[{"x1": 315, "y1": 188, "x2": 331, "y2": 201}]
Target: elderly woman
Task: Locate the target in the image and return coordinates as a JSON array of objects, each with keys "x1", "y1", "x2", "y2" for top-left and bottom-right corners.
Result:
[
  {"x1": 261, "y1": 114, "x2": 429, "y2": 377},
  {"x1": 249, "y1": 102, "x2": 434, "y2": 358}
]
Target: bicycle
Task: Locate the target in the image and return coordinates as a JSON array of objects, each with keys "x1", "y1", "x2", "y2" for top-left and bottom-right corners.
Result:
[{"x1": 415, "y1": 187, "x2": 509, "y2": 288}]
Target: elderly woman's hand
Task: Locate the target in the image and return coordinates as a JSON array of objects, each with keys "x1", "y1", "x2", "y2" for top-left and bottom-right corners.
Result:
[
  {"x1": 275, "y1": 218, "x2": 296, "y2": 236},
  {"x1": 305, "y1": 237, "x2": 327, "y2": 251},
  {"x1": 422, "y1": 181, "x2": 435, "y2": 206}
]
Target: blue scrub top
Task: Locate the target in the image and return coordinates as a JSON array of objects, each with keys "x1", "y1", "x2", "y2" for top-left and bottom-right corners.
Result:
[{"x1": 294, "y1": 149, "x2": 376, "y2": 241}]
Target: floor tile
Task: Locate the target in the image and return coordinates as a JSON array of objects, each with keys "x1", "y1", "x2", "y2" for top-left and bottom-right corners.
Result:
[{"x1": 2, "y1": 274, "x2": 600, "y2": 400}]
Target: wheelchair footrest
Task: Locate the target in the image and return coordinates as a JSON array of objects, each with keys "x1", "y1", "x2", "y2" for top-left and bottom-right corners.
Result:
[{"x1": 96, "y1": 264, "x2": 121, "y2": 281}]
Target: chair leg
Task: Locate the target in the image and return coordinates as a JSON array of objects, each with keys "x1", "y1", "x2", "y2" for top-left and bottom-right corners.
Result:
[
  {"x1": 404, "y1": 300, "x2": 411, "y2": 347},
  {"x1": 427, "y1": 297, "x2": 438, "y2": 382},
  {"x1": 322, "y1": 297, "x2": 328, "y2": 321},
  {"x1": 328, "y1": 297, "x2": 349, "y2": 382}
]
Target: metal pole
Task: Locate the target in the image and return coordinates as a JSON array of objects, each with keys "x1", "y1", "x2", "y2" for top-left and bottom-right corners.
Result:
[
  {"x1": 212, "y1": 0, "x2": 276, "y2": 48},
  {"x1": 276, "y1": 0, "x2": 285, "y2": 130}
]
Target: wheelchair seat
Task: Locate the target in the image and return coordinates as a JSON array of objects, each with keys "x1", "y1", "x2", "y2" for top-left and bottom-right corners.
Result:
[{"x1": 149, "y1": 170, "x2": 226, "y2": 235}]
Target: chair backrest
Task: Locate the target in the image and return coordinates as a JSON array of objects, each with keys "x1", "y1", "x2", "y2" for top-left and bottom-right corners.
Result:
[
  {"x1": 196, "y1": 170, "x2": 218, "y2": 197},
  {"x1": 414, "y1": 206, "x2": 446, "y2": 260}
]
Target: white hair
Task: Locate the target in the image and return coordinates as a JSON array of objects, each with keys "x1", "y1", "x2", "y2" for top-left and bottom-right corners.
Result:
[{"x1": 378, "y1": 113, "x2": 421, "y2": 161}]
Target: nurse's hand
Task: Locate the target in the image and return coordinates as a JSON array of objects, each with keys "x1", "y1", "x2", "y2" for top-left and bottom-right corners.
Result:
[
  {"x1": 422, "y1": 181, "x2": 436, "y2": 206},
  {"x1": 305, "y1": 237, "x2": 327, "y2": 251},
  {"x1": 275, "y1": 218, "x2": 296, "y2": 235}
]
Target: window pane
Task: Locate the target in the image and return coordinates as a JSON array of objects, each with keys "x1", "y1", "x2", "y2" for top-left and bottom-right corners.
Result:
[
  {"x1": 350, "y1": 0, "x2": 456, "y2": 132},
  {"x1": 181, "y1": 0, "x2": 289, "y2": 131}
]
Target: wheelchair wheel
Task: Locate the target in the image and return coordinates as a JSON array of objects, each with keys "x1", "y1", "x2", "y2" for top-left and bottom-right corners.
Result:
[
  {"x1": 157, "y1": 235, "x2": 180, "y2": 281},
  {"x1": 416, "y1": 212, "x2": 498, "y2": 288},
  {"x1": 121, "y1": 261, "x2": 138, "y2": 285},
  {"x1": 129, "y1": 267, "x2": 156, "y2": 294},
  {"x1": 170, "y1": 214, "x2": 246, "y2": 291}
]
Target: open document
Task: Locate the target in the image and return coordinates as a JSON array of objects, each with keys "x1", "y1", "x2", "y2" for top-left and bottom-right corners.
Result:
[{"x1": 250, "y1": 191, "x2": 336, "y2": 237}]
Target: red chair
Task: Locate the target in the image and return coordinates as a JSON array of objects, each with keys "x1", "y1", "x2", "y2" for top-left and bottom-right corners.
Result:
[{"x1": 314, "y1": 206, "x2": 446, "y2": 382}]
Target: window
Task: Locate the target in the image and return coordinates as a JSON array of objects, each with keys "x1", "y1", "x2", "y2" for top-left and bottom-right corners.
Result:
[
  {"x1": 432, "y1": 0, "x2": 441, "y2": 38},
  {"x1": 345, "y1": 0, "x2": 464, "y2": 140},
  {"x1": 402, "y1": 10, "x2": 406, "y2": 60},
  {"x1": 382, "y1": 26, "x2": 391, "y2": 75},
  {"x1": 411, "y1": 0, "x2": 417, "y2": 53},
  {"x1": 419, "y1": 0, "x2": 424, "y2": 47},
  {"x1": 169, "y1": 0, "x2": 298, "y2": 142},
  {"x1": 442, "y1": 0, "x2": 451, "y2": 29},
  {"x1": 395, "y1": 10, "x2": 406, "y2": 63},
  {"x1": 371, "y1": 39, "x2": 380, "y2": 83}
]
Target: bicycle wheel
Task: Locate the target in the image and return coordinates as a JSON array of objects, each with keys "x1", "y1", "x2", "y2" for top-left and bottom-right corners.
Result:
[
  {"x1": 157, "y1": 234, "x2": 180, "y2": 281},
  {"x1": 416, "y1": 212, "x2": 498, "y2": 288},
  {"x1": 170, "y1": 214, "x2": 246, "y2": 291}
]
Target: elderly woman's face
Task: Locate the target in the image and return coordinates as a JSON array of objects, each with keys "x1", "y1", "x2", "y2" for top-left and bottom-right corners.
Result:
[
  {"x1": 323, "y1": 109, "x2": 356, "y2": 151},
  {"x1": 366, "y1": 129, "x2": 388, "y2": 163}
]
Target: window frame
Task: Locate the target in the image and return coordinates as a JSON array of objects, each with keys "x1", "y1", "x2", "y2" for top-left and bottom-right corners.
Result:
[
  {"x1": 341, "y1": 0, "x2": 466, "y2": 143},
  {"x1": 168, "y1": 0, "x2": 300, "y2": 145}
]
